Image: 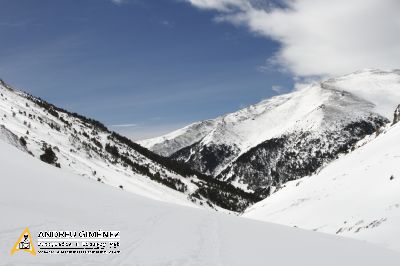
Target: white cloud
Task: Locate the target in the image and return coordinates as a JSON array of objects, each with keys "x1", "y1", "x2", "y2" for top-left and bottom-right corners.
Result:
[
  {"x1": 187, "y1": 0, "x2": 250, "y2": 11},
  {"x1": 186, "y1": 0, "x2": 400, "y2": 78}
]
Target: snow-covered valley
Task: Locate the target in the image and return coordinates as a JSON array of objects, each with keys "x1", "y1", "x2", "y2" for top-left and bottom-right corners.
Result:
[
  {"x1": 1, "y1": 139, "x2": 400, "y2": 265},
  {"x1": 3, "y1": 0, "x2": 400, "y2": 264},
  {"x1": 1, "y1": 69, "x2": 400, "y2": 264}
]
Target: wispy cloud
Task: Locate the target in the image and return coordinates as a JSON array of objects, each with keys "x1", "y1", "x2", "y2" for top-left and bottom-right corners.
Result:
[
  {"x1": 111, "y1": 0, "x2": 128, "y2": 5},
  {"x1": 186, "y1": 0, "x2": 400, "y2": 78},
  {"x1": 271, "y1": 85, "x2": 283, "y2": 93},
  {"x1": 109, "y1": 123, "x2": 138, "y2": 128},
  {"x1": 114, "y1": 122, "x2": 191, "y2": 141},
  {"x1": 160, "y1": 20, "x2": 174, "y2": 28}
]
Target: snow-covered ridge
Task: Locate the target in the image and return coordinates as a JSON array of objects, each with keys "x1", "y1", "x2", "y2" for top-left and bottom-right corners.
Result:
[
  {"x1": 1, "y1": 139, "x2": 400, "y2": 265},
  {"x1": 139, "y1": 119, "x2": 219, "y2": 157},
  {"x1": 0, "y1": 79, "x2": 256, "y2": 212},
  {"x1": 323, "y1": 69, "x2": 400, "y2": 118},
  {"x1": 142, "y1": 69, "x2": 399, "y2": 162},
  {"x1": 0, "y1": 81, "x2": 193, "y2": 206},
  {"x1": 243, "y1": 115, "x2": 400, "y2": 252},
  {"x1": 141, "y1": 70, "x2": 395, "y2": 197}
]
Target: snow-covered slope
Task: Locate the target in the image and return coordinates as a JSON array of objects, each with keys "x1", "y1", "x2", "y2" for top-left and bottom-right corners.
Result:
[
  {"x1": 1, "y1": 140, "x2": 400, "y2": 265},
  {"x1": 323, "y1": 69, "x2": 400, "y2": 118},
  {"x1": 139, "y1": 119, "x2": 219, "y2": 157},
  {"x1": 244, "y1": 118, "x2": 400, "y2": 252},
  {"x1": 0, "y1": 79, "x2": 257, "y2": 212},
  {"x1": 141, "y1": 69, "x2": 397, "y2": 195}
]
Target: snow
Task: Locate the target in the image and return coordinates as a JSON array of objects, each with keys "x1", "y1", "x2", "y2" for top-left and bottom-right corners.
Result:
[
  {"x1": 141, "y1": 85, "x2": 331, "y2": 159},
  {"x1": 1, "y1": 140, "x2": 400, "y2": 265},
  {"x1": 0, "y1": 82, "x2": 202, "y2": 209},
  {"x1": 139, "y1": 119, "x2": 218, "y2": 157},
  {"x1": 244, "y1": 121, "x2": 400, "y2": 252},
  {"x1": 141, "y1": 69, "x2": 397, "y2": 176},
  {"x1": 324, "y1": 69, "x2": 400, "y2": 119}
]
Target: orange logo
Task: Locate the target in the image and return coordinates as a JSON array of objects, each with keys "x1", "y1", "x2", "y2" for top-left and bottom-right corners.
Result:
[{"x1": 10, "y1": 228, "x2": 36, "y2": 256}]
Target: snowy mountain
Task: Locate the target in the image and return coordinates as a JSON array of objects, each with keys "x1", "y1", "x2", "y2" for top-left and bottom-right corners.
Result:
[
  {"x1": 243, "y1": 113, "x2": 400, "y2": 252},
  {"x1": 141, "y1": 69, "x2": 399, "y2": 197},
  {"x1": 0, "y1": 79, "x2": 258, "y2": 212},
  {"x1": 1, "y1": 139, "x2": 400, "y2": 265},
  {"x1": 139, "y1": 119, "x2": 219, "y2": 157}
]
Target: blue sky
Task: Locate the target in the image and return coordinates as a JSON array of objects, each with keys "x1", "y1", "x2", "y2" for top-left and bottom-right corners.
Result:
[{"x1": 0, "y1": 0, "x2": 294, "y2": 139}]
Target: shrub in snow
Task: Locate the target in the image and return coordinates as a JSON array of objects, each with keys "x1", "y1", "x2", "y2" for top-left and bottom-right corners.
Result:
[
  {"x1": 40, "y1": 147, "x2": 60, "y2": 168},
  {"x1": 19, "y1": 136, "x2": 27, "y2": 147},
  {"x1": 105, "y1": 143, "x2": 119, "y2": 157}
]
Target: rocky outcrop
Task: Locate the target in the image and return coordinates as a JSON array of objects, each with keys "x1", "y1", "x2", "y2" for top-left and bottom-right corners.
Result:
[{"x1": 393, "y1": 105, "x2": 400, "y2": 124}]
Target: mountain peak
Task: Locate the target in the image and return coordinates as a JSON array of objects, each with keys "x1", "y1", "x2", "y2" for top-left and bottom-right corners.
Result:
[{"x1": 140, "y1": 70, "x2": 396, "y2": 195}]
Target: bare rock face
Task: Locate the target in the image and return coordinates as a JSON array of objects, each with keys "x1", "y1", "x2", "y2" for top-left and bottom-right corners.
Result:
[
  {"x1": 393, "y1": 105, "x2": 400, "y2": 124},
  {"x1": 0, "y1": 125, "x2": 28, "y2": 152}
]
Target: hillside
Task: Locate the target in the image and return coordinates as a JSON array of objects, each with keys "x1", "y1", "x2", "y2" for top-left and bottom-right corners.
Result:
[
  {"x1": 244, "y1": 112, "x2": 400, "y2": 252},
  {"x1": 1, "y1": 139, "x2": 400, "y2": 265},
  {"x1": 141, "y1": 69, "x2": 398, "y2": 197},
  {"x1": 0, "y1": 79, "x2": 257, "y2": 212}
]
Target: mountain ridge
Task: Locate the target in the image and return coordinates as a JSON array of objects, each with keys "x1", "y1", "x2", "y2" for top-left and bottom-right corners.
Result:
[
  {"x1": 141, "y1": 69, "x2": 397, "y2": 196},
  {"x1": 0, "y1": 79, "x2": 258, "y2": 212}
]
